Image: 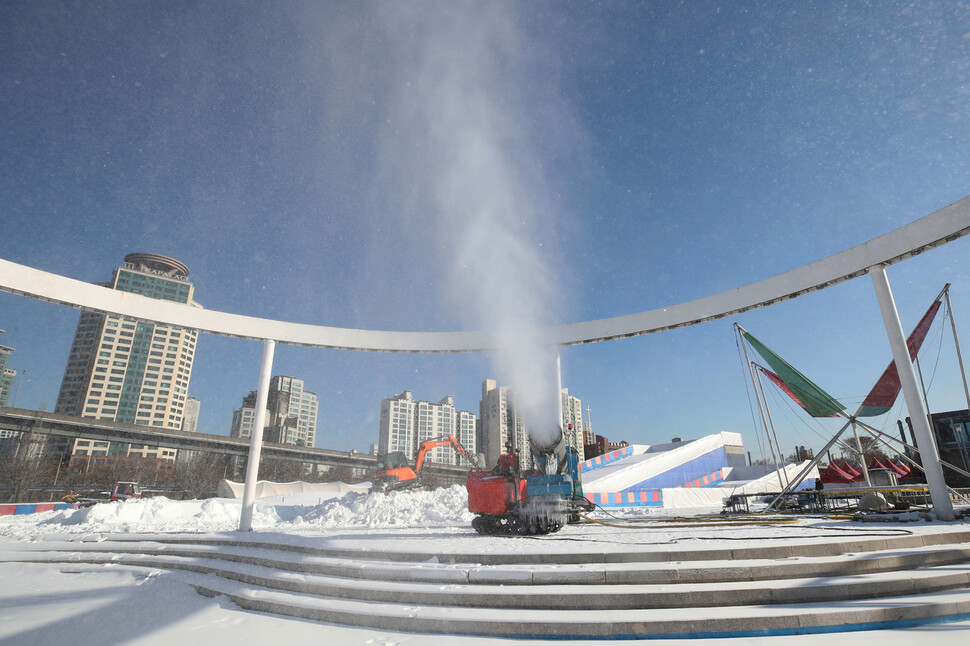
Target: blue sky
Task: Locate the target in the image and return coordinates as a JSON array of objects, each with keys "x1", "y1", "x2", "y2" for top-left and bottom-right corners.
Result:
[{"x1": 2, "y1": 2, "x2": 970, "y2": 459}]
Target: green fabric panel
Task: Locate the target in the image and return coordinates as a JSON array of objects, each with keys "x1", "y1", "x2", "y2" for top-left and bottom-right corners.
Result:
[{"x1": 743, "y1": 331, "x2": 846, "y2": 418}]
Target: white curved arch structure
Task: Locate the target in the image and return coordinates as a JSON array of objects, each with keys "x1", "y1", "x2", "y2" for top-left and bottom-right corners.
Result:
[
  {"x1": 1, "y1": 195, "x2": 969, "y2": 351},
  {"x1": 4, "y1": 195, "x2": 969, "y2": 526}
]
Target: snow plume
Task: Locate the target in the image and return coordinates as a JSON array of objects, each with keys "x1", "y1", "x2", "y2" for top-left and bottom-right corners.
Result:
[{"x1": 370, "y1": 4, "x2": 572, "y2": 447}]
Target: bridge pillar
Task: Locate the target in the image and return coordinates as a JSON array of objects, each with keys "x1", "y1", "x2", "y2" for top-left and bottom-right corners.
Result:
[
  {"x1": 239, "y1": 339, "x2": 276, "y2": 531},
  {"x1": 869, "y1": 265, "x2": 954, "y2": 521}
]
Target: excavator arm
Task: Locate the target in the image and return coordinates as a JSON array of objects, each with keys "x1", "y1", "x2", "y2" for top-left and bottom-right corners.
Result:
[
  {"x1": 376, "y1": 434, "x2": 482, "y2": 493},
  {"x1": 414, "y1": 434, "x2": 483, "y2": 473}
]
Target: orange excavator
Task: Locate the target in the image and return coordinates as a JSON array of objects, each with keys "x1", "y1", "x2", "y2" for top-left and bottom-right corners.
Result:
[{"x1": 373, "y1": 434, "x2": 483, "y2": 493}]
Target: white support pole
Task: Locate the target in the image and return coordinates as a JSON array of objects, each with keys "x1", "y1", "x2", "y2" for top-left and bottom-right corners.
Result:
[
  {"x1": 556, "y1": 350, "x2": 565, "y2": 470},
  {"x1": 239, "y1": 339, "x2": 276, "y2": 532},
  {"x1": 851, "y1": 421, "x2": 872, "y2": 487},
  {"x1": 869, "y1": 265, "x2": 954, "y2": 520},
  {"x1": 556, "y1": 351, "x2": 564, "y2": 434}
]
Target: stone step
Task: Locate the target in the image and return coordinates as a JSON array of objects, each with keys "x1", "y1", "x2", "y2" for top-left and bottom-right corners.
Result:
[
  {"x1": 176, "y1": 567, "x2": 970, "y2": 638},
  {"x1": 10, "y1": 529, "x2": 970, "y2": 638},
  {"x1": 16, "y1": 538, "x2": 970, "y2": 586},
  {"x1": 10, "y1": 547, "x2": 970, "y2": 611},
  {"x1": 87, "y1": 527, "x2": 970, "y2": 564}
]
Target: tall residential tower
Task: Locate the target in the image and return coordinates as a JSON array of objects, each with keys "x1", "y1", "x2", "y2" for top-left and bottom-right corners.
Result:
[
  {"x1": 229, "y1": 376, "x2": 318, "y2": 447},
  {"x1": 55, "y1": 253, "x2": 200, "y2": 460},
  {"x1": 561, "y1": 388, "x2": 586, "y2": 462},
  {"x1": 478, "y1": 380, "x2": 587, "y2": 469},
  {"x1": 0, "y1": 330, "x2": 15, "y2": 407},
  {"x1": 478, "y1": 379, "x2": 532, "y2": 470},
  {"x1": 378, "y1": 391, "x2": 478, "y2": 466}
]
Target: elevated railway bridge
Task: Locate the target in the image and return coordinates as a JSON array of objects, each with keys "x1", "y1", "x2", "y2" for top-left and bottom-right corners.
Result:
[{"x1": 0, "y1": 406, "x2": 471, "y2": 486}]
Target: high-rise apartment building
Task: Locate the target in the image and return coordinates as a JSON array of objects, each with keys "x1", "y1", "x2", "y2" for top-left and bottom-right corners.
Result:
[
  {"x1": 478, "y1": 379, "x2": 531, "y2": 470},
  {"x1": 379, "y1": 390, "x2": 417, "y2": 459},
  {"x1": 378, "y1": 391, "x2": 478, "y2": 466},
  {"x1": 230, "y1": 402, "x2": 262, "y2": 442},
  {"x1": 55, "y1": 253, "x2": 200, "y2": 461},
  {"x1": 181, "y1": 396, "x2": 201, "y2": 433},
  {"x1": 0, "y1": 369, "x2": 13, "y2": 406},
  {"x1": 0, "y1": 332, "x2": 14, "y2": 407},
  {"x1": 478, "y1": 380, "x2": 586, "y2": 469},
  {"x1": 561, "y1": 388, "x2": 585, "y2": 462},
  {"x1": 456, "y1": 409, "x2": 477, "y2": 464},
  {"x1": 270, "y1": 376, "x2": 318, "y2": 446},
  {"x1": 229, "y1": 376, "x2": 318, "y2": 447},
  {"x1": 0, "y1": 332, "x2": 17, "y2": 440}
]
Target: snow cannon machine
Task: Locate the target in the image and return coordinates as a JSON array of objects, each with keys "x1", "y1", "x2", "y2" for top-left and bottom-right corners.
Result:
[{"x1": 466, "y1": 427, "x2": 592, "y2": 535}]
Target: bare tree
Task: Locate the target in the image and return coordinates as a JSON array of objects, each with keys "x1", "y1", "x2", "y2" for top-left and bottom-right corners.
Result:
[
  {"x1": 256, "y1": 455, "x2": 307, "y2": 483},
  {"x1": 855, "y1": 436, "x2": 889, "y2": 465},
  {"x1": 0, "y1": 433, "x2": 62, "y2": 503},
  {"x1": 60, "y1": 454, "x2": 174, "y2": 498},
  {"x1": 317, "y1": 464, "x2": 355, "y2": 484},
  {"x1": 172, "y1": 451, "x2": 232, "y2": 499}
]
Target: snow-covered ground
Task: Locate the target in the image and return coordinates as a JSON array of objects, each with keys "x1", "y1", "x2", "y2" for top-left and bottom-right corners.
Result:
[{"x1": 1, "y1": 486, "x2": 969, "y2": 645}]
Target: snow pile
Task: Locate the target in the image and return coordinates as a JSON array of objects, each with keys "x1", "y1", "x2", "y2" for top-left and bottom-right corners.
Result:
[
  {"x1": 38, "y1": 497, "x2": 271, "y2": 533},
  {"x1": 0, "y1": 485, "x2": 474, "y2": 537},
  {"x1": 296, "y1": 485, "x2": 474, "y2": 528}
]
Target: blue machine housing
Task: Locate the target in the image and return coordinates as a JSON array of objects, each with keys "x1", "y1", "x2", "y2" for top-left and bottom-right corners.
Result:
[{"x1": 525, "y1": 473, "x2": 573, "y2": 499}]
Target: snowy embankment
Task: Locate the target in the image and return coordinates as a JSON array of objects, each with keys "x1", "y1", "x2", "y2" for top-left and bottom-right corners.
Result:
[{"x1": 0, "y1": 486, "x2": 475, "y2": 538}]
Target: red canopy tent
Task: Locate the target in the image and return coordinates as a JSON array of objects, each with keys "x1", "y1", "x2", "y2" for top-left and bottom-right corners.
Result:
[
  {"x1": 890, "y1": 460, "x2": 913, "y2": 479},
  {"x1": 841, "y1": 461, "x2": 862, "y2": 479},
  {"x1": 867, "y1": 458, "x2": 890, "y2": 471},
  {"x1": 820, "y1": 461, "x2": 858, "y2": 484}
]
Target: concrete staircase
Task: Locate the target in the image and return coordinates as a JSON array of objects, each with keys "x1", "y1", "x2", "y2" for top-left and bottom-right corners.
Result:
[{"x1": 5, "y1": 528, "x2": 970, "y2": 639}]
